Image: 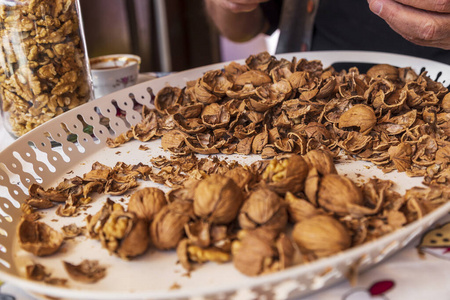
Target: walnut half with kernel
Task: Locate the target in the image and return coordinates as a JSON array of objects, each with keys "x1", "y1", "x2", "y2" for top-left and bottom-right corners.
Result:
[{"x1": 262, "y1": 154, "x2": 309, "y2": 195}]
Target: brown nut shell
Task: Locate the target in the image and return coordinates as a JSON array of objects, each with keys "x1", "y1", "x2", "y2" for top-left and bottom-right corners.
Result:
[
  {"x1": 443, "y1": 93, "x2": 450, "y2": 112},
  {"x1": 116, "y1": 217, "x2": 150, "y2": 259},
  {"x1": 128, "y1": 187, "x2": 167, "y2": 222},
  {"x1": 338, "y1": 104, "x2": 377, "y2": 135},
  {"x1": 366, "y1": 64, "x2": 399, "y2": 81},
  {"x1": 262, "y1": 154, "x2": 309, "y2": 195},
  {"x1": 317, "y1": 174, "x2": 364, "y2": 215},
  {"x1": 303, "y1": 149, "x2": 337, "y2": 176},
  {"x1": 18, "y1": 219, "x2": 64, "y2": 257},
  {"x1": 150, "y1": 200, "x2": 193, "y2": 250},
  {"x1": 292, "y1": 214, "x2": 351, "y2": 258},
  {"x1": 238, "y1": 188, "x2": 287, "y2": 234},
  {"x1": 231, "y1": 229, "x2": 277, "y2": 276},
  {"x1": 193, "y1": 174, "x2": 244, "y2": 224}
]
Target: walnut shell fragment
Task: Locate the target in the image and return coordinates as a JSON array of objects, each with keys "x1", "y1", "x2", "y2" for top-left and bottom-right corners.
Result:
[
  {"x1": 235, "y1": 70, "x2": 272, "y2": 87},
  {"x1": 63, "y1": 260, "x2": 107, "y2": 283},
  {"x1": 366, "y1": 64, "x2": 399, "y2": 81},
  {"x1": 61, "y1": 224, "x2": 84, "y2": 239},
  {"x1": 154, "y1": 86, "x2": 182, "y2": 115},
  {"x1": 26, "y1": 263, "x2": 67, "y2": 286},
  {"x1": 18, "y1": 219, "x2": 64, "y2": 256}
]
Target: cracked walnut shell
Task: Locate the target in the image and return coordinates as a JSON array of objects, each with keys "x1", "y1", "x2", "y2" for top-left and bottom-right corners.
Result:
[
  {"x1": 338, "y1": 104, "x2": 377, "y2": 135},
  {"x1": 262, "y1": 154, "x2": 309, "y2": 195},
  {"x1": 18, "y1": 218, "x2": 64, "y2": 257},
  {"x1": 150, "y1": 200, "x2": 194, "y2": 250}
]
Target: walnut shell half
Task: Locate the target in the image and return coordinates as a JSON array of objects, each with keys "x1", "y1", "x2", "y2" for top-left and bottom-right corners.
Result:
[{"x1": 18, "y1": 219, "x2": 64, "y2": 256}]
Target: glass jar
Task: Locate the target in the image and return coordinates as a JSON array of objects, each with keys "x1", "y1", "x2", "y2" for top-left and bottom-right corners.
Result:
[{"x1": 0, "y1": 0, "x2": 93, "y2": 137}]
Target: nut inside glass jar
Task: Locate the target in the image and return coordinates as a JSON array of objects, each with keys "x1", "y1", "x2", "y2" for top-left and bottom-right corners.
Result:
[{"x1": 0, "y1": 0, "x2": 93, "y2": 138}]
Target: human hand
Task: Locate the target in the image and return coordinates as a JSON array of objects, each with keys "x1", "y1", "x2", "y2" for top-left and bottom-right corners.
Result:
[
  {"x1": 211, "y1": 0, "x2": 269, "y2": 13},
  {"x1": 368, "y1": 0, "x2": 450, "y2": 49}
]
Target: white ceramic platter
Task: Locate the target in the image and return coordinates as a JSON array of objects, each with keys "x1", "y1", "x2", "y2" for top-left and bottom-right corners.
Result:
[{"x1": 0, "y1": 51, "x2": 449, "y2": 300}]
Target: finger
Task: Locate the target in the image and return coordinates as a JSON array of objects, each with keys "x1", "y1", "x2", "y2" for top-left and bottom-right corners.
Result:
[
  {"x1": 229, "y1": 0, "x2": 269, "y2": 3},
  {"x1": 392, "y1": 0, "x2": 450, "y2": 13},
  {"x1": 220, "y1": 1, "x2": 265, "y2": 13},
  {"x1": 220, "y1": 0, "x2": 268, "y2": 13},
  {"x1": 368, "y1": 0, "x2": 450, "y2": 48}
]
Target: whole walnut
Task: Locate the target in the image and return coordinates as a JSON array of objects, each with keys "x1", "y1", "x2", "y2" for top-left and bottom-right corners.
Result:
[
  {"x1": 317, "y1": 174, "x2": 364, "y2": 215},
  {"x1": 303, "y1": 149, "x2": 337, "y2": 176},
  {"x1": 150, "y1": 200, "x2": 194, "y2": 250},
  {"x1": 262, "y1": 154, "x2": 309, "y2": 195},
  {"x1": 238, "y1": 188, "x2": 287, "y2": 234},
  {"x1": 285, "y1": 192, "x2": 319, "y2": 223},
  {"x1": 224, "y1": 166, "x2": 257, "y2": 190},
  {"x1": 232, "y1": 228, "x2": 298, "y2": 276},
  {"x1": 193, "y1": 174, "x2": 244, "y2": 224},
  {"x1": 292, "y1": 214, "x2": 351, "y2": 258},
  {"x1": 128, "y1": 187, "x2": 167, "y2": 222}
]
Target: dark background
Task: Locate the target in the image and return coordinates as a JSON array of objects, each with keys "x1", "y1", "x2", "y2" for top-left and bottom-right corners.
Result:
[{"x1": 80, "y1": 0, "x2": 221, "y2": 72}]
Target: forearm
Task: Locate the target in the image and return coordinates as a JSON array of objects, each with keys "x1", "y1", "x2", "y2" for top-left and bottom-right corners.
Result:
[{"x1": 205, "y1": 0, "x2": 269, "y2": 42}]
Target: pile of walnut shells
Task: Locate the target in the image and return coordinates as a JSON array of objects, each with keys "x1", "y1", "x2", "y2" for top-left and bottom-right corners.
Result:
[{"x1": 18, "y1": 52, "x2": 450, "y2": 282}]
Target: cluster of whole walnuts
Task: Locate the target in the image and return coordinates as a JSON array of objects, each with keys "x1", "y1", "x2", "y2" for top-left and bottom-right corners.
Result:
[{"x1": 19, "y1": 149, "x2": 450, "y2": 278}]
